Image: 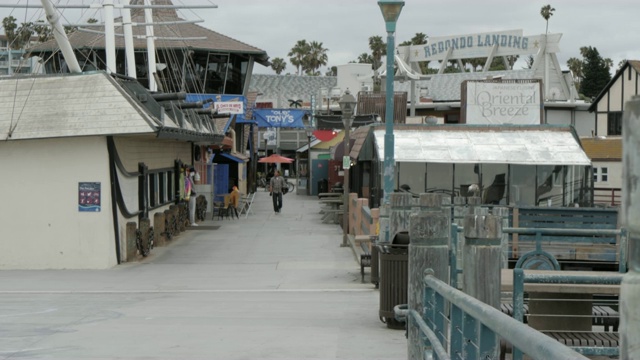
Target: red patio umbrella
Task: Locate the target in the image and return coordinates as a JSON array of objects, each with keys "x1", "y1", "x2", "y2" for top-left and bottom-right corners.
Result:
[{"x1": 258, "y1": 154, "x2": 294, "y2": 163}]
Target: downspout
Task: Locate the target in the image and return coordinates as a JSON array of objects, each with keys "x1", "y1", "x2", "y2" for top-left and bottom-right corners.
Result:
[
  {"x1": 228, "y1": 128, "x2": 237, "y2": 153},
  {"x1": 107, "y1": 137, "x2": 122, "y2": 264}
]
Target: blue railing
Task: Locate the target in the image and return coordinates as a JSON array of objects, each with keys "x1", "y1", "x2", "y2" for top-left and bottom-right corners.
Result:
[{"x1": 395, "y1": 269, "x2": 590, "y2": 360}]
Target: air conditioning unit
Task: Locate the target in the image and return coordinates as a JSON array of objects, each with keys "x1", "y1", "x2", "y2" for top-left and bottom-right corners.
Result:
[{"x1": 361, "y1": 85, "x2": 372, "y2": 92}]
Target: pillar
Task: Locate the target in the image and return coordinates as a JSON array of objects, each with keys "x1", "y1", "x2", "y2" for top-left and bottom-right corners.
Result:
[{"x1": 621, "y1": 95, "x2": 640, "y2": 358}]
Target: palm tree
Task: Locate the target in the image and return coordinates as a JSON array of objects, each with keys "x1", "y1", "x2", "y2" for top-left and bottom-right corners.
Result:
[
  {"x1": 410, "y1": 32, "x2": 428, "y2": 45},
  {"x1": 288, "y1": 99, "x2": 303, "y2": 108},
  {"x1": 303, "y1": 41, "x2": 328, "y2": 76},
  {"x1": 368, "y1": 36, "x2": 386, "y2": 71},
  {"x1": 567, "y1": 57, "x2": 583, "y2": 91},
  {"x1": 288, "y1": 40, "x2": 309, "y2": 76},
  {"x1": 357, "y1": 53, "x2": 374, "y2": 65},
  {"x1": 540, "y1": 5, "x2": 555, "y2": 34},
  {"x1": 270, "y1": 57, "x2": 287, "y2": 75},
  {"x1": 3, "y1": 16, "x2": 18, "y2": 49}
]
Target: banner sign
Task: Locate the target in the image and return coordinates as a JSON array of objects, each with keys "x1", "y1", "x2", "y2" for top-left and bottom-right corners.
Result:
[
  {"x1": 214, "y1": 101, "x2": 244, "y2": 114},
  {"x1": 254, "y1": 109, "x2": 308, "y2": 128},
  {"x1": 398, "y1": 29, "x2": 562, "y2": 62},
  {"x1": 78, "y1": 182, "x2": 101, "y2": 212},
  {"x1": 185, "y1": 93, "x2": 247, "y2": 113}
]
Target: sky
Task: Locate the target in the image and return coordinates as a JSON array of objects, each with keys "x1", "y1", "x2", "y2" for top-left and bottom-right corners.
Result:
[{"x1": 1, "y1": 0, "x2": 639, "y2": 76}]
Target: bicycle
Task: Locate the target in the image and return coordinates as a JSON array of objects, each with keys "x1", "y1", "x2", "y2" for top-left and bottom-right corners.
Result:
[{"x1": 285, "y1": 179, "x2": 295, "y2": 194}]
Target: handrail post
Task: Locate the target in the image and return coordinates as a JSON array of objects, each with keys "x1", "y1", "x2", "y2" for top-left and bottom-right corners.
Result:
[
  {"x1": 621, "y1": 95, "x2": 640, "y2": 358},
  {"x1": 408, "y1": 193, "x2": 449, "y2": 360},
  {"x1": 463, "y1": 212, "x2": 502, "y2": 358}
]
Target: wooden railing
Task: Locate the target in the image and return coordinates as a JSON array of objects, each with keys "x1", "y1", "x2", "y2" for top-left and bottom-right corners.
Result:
[{"x1": 593, "y1": 187, "x2": 622, "y2": 207}]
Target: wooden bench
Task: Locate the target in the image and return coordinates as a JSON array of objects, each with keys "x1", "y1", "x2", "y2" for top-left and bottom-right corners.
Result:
[
  {"x1": 360, "y1": 242, "x2": 371, "y2": 283},
  {"x1": 510, "y1": 207, "x2": 621, "y2": 269},
  {"x1": 321, "y1": 209, "x2": 343, "y2": 224},
  {"x1": 501, "y1": 332, "x2": 619, "y2": 358},
  {"x1": 500, "y1": 303, "x2": 619, "y2": 332},
  {"x1": 501, "y1": 269, "x2": 622, "y2": 358}
]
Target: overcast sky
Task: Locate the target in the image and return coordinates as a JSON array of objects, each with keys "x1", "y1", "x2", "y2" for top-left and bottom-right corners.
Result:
[{"x1": 2, "y1": 0, "x2": 638, "y2": 76}]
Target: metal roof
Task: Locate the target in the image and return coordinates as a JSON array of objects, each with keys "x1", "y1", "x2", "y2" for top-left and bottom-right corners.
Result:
[{"x1": 372, "y1": 125, "x2": 591, "y2": 166}]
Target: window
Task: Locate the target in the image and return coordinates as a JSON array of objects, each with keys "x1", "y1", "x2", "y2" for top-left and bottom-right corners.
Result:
[
  {"x1": 607, "y1": 112, "x2": 622, "y2": 135},
  {"x1": 593, "y1": 167, "x2": 608, "y2": 182}
]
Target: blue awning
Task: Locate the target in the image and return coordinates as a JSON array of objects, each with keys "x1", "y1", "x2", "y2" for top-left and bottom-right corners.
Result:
[{"x1": 218, "y1": 152, "x2": 248, "y2": 163}]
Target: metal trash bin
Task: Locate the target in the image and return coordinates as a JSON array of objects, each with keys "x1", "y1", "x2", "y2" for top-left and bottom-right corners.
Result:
[{"x1": 378, "y1": 231, "x2": 410, "y2": 329}]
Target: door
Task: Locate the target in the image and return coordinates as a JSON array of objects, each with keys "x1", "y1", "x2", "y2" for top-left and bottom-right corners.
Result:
[
  {"x1": 311, "y1": 159, "x2": 329, "y2": 196},
  {"x1": 213, "y1": 163, "x2": 229, "y2": 202}
]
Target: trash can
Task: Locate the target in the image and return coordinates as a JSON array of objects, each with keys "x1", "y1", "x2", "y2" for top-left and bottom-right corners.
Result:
[
  {"x1": 318, "y1": 179, "x2": 328, "y2": 194},
  {"x1": 378, "y1": 231, "x2": 410, "y2": 329}
]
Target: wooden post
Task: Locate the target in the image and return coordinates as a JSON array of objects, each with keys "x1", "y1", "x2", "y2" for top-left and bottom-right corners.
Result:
[
  {"x1": 463, "y1": 213, "x2": 502, "y2": 358},
  {"x1": 492, "y1": 207, "x2": 510, "y2": 268},
  {"x1": 154, "y1": 212, "x2": 165, "y2": 247},
  {"x1": 125, "y1": 222, "x2": 137, "y2": 262},
  {"x1": 621, "y1": 95, "x2": 640, "y2": 358},
  {"x1": 139, "y1": 217, "x2": 151, "y2": 256},
  {"x1": 389, "y1": 192, "x2": 412, "y2": 242},
  {"x1": 408, "y1": 193, "x2": 449, "y2": 360},
  {"x1": 463, "y1": 213, "x2": 502, "y2": 305}
]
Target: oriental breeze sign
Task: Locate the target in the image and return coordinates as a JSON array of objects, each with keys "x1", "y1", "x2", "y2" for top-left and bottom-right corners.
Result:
[{"x1": 462, "y1": 81, "x2": 542, "y2": 125}]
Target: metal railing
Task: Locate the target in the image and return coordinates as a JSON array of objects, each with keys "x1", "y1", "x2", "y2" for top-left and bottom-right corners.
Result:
[{"x1": 395, "y1": 269, "x2": 589, "y2": 360}]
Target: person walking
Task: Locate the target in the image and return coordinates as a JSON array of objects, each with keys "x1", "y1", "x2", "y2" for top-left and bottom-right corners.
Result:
[{"x1": 269, "y1": 170, "x2": 286, "y2": 214}]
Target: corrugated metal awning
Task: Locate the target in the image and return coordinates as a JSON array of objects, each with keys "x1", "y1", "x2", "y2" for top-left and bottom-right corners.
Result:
[{"x1": 372, "y1": 126, "x2": 591, "y2": 166}]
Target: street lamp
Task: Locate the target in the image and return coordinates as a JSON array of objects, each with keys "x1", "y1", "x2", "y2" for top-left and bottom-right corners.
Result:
[
  {"x1": 379, "y1": 0, "x2": 404, "y2": 242},
  {"x1": 339, "y1": 89, "x2": 356, "y2": 247},
  {"x1": 305, "y1": 126, "x2": 314, "y2": 196}
]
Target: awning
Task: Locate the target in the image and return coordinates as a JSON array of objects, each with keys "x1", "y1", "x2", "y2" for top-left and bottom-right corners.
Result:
[
  {"x1": 218, "y1": 152, "x2": 248, "y2": 163},
  {"x1": 372, "y1": 125, "x2": 592, "y2": 166}
]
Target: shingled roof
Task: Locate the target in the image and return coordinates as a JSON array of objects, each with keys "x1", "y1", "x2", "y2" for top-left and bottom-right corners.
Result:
[
  {"x1": 28, "y1": 0, "x2": 269, "y2": 65},
  {"x1": 580, "y1": 137, "x2": 622, "y2": 161}
]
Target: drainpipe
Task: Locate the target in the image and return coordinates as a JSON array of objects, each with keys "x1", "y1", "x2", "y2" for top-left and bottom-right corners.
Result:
[{"x1": 228, "y1": 128, "x2": 237, "y2": 153}]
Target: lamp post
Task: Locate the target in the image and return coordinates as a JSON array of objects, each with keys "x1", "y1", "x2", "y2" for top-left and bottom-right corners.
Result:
[
  {"x1": 306, "y1": 127, "x2": 314, "y2": 196},
  {"x1": 339, "y1": 89, "x2": 356, "y2": 247},
  {"x1": 379, "y1": 0, "x2": 404, "y2": 242}
]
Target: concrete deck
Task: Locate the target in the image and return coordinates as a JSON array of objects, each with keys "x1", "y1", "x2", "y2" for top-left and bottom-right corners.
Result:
[{"x1": 0, "y1": 190, "x2": 407, "y2": 359}]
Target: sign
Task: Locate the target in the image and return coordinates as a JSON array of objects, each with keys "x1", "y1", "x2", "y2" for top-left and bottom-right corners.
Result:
[
  {"x1": 263, "y1": 128, "x2": 276, "y2": 146},
  {"x1": 343, "y1": 155, "x2": 350, "y2": 170},
  {"x1": 463, "y1": 81, "x2": 542, "y2": 125},
  {"x1": 78, "y1": 182, "x2": 101, "y2": 212},
  {"x1": 254, "y1": 109, "x2": 308, "y2": 128},
  {"x1": 214, "y1": 101, "x2": 244, "y2": 114},
  {"x1": 398, "y1": 30, "x2": 562, "y2": 62}
]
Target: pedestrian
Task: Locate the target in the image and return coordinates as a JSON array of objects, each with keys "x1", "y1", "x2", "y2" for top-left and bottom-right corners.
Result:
[
  {"x1": 269, "y1": 170, "x2": 286, "y2": 214},
  {"x1": 185, "y1": 167, "x2": 198, "y2": 226}
]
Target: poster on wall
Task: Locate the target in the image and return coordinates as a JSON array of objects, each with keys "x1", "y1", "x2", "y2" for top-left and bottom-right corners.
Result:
[{"x1": 79, "y1": 182, "x2": 101, "y2": 212}]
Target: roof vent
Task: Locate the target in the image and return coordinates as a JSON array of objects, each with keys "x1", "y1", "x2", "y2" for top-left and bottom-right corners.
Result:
[{"x1": 137, "y1": 93, "x2": 148, "y2": 102}]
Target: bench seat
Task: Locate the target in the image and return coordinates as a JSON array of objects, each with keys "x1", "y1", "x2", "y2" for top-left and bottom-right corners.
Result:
[{"x1": 500, "y1": 303, "x2": 619, "y2": 332}]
